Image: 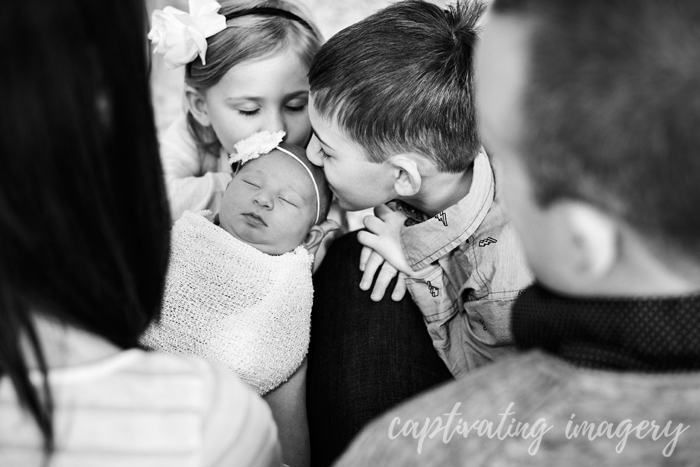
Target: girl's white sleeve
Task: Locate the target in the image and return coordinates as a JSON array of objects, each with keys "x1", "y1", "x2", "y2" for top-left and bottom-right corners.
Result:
[{"x1": 159, "y1": 115, "x2": 232, "y2": 222}]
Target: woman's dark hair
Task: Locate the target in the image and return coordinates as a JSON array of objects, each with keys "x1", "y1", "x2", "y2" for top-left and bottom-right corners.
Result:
[{"x1": 0, "y1": 0, "x2": 170, "y2": 457}]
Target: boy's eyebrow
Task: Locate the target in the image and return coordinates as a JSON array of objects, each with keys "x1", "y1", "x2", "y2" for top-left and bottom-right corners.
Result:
[{"x1": 310, "y1": 125, "x2": 334, "y2": 150}]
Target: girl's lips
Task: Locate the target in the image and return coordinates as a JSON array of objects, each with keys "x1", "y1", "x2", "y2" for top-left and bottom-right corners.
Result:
[{"x1": 242, "y1": 212, "x2": 267, "y2": 227}]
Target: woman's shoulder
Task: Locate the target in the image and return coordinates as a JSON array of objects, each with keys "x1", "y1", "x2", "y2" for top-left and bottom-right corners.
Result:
[
  {"x1": 108, "y1": 349, "x2": 256, "y2": 402},
  {"x1": 0, "y1": 349, "x2": 280, "y2": 466}
]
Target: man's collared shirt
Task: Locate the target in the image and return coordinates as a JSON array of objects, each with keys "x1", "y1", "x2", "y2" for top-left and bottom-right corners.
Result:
[{"x1": 397, "y1": 152, "x2": 534, "y2": 377}]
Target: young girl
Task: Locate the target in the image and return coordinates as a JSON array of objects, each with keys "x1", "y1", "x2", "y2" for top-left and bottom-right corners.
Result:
[{"x1": 151, "y1": 0, "x2": 323, "y2": 222}]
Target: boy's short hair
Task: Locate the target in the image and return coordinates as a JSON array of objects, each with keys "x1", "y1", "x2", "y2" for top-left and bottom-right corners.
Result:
[
  {"x1": 309, "y1": 0, "x2": 486, "y2": 173},
  {"x1": 492, "y1": 0, "x2": 700, "y2": 263}
]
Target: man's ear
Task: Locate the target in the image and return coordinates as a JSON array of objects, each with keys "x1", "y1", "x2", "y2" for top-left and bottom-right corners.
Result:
[
  {"x1": 302, "y1": 225, "x2": 327, "y2": 252},
  {"x1": 185, "y1": 85, "x2": 211, "y2": 127},
  {"x1": 557, "y1": 201, "x2": 619, "y2": 283},
  {"x1": 390, "y1": 155, "x2": 422, "y2": 197}
]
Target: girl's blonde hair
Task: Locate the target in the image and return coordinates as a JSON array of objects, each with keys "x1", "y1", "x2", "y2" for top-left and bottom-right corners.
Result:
[{"x1": 185, "y1": 0, "x2": 323, "y2": 158}]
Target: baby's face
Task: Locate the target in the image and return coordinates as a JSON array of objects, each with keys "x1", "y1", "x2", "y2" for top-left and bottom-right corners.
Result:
[{"x1": 219, "y1": 150, "x2": 317, "y2": 255}]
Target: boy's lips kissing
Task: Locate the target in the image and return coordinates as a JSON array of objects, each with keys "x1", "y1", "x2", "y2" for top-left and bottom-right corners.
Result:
[{"x1": 242, "y1": 212, "x2": 267, "y2": 227}]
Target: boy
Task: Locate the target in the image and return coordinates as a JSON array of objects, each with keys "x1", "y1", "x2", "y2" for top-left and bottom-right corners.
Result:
[
  {"x1": 335, "y1": 0, "x2": 700, "y2": 464},
  {"x1": 304, "y1": 0, "x2": 533, "y2": 463}
]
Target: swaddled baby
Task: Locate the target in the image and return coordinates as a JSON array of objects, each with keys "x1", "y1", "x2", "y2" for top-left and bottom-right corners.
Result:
[{"x1": 141, "y1": 131, "x2": 332, "y2": 395}]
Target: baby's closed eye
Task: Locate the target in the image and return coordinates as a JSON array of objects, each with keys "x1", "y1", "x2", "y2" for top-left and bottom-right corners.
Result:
[{"x1": 279, "y1": 196, "x2": 297, "y2": 207}]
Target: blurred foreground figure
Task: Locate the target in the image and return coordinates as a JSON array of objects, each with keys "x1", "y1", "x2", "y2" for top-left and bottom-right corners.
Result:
[{"x1": 0, "y1": 0, "x2": 280, "y2": 465}]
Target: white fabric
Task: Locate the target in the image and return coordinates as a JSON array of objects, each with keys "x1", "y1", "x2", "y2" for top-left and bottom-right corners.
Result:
[
  {"x1": 159, "y1": 114, "x2": 232, "y2": 223},
  {"x1": 149, "y1": 0, "x2": 228, "y2": 69},
  {"x1": 0, "y1": 349, "x2": 281, "y2": 467},
  {"x1": 141, "y1": 211, "x2": 314, "y2": 395}
]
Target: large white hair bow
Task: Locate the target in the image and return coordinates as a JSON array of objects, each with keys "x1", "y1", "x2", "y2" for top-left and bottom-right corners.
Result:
[{"x1": 148, "y1": 0, "x2": 227, "y2": 70}]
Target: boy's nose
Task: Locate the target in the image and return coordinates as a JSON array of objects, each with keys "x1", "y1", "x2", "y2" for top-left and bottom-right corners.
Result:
[{"x1": 306, "y1": 136, "x2": 323, "y2": 167}]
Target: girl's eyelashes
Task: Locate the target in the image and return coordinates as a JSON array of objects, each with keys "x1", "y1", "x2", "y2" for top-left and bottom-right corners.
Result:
[
  {"x1": 285, "y1": 104, "x2": 307, "y2": 113},
  {"x1": 238, "y1": 109, "x2": 260, "y2": 117}
]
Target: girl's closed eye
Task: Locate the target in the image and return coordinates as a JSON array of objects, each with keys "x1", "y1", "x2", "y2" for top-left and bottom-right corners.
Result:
[
  {"x1": 285, "y1": 103, "x2": 307, "y2": 113},
  {"x1": 238, "y1": 109, "x2": 260, "y2": 117}
]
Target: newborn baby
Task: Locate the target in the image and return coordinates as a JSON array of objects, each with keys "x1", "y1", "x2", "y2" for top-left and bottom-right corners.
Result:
[{"x1": 141, "y1": 131, "x2": 332, "y2": 395}]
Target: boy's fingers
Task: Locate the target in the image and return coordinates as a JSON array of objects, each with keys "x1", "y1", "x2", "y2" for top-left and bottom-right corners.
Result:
[
  {"x1": 356, "y1": 229, "x2": 379, "y2": 251},
  {"x1": 371, "y1": 263, "x2": 399, "y2": 302},
  {"x1": 374, "y1": 203, "x2": 393, "y2": 218},
  {"x1": 359, "y1": 245, "x2": 373, "y2": 271},
  {"x1": 391, "y1": 273, "x2": 408, "y2": 301},
  {"x1": 359, "y1": 250, "x2": 385, "y2": 291},
  {"x1": 362, "y1": 215, "x2": 384, "y2": 234}
]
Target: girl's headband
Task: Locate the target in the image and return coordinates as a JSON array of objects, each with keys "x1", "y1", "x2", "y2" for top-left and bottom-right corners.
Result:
[
  {"x1": 224, "y1": 7, "x2": 314, "y2": 33},
  {"x1": 148, "y1": 0, "x2": 314, "y2": 70},
  {"x1": 229, "y1": 131, "x2": 321, "y2": 224}
]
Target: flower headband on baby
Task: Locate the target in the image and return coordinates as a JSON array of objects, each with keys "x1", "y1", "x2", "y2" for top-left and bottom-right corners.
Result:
[
  {"x1": 229, "y1": 131, "x2": 321, "y2": 224},
  {"x1": 148, "y1": 0, "x2": 315, "y2": 69}
]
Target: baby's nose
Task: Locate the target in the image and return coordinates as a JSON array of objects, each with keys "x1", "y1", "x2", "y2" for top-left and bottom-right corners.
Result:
[{"x1": 254, "y1": 190, "x2": 273, "y2": 209}]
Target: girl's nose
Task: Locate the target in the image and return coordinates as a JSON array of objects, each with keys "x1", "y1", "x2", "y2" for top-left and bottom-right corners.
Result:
[{"x1": 264, "y1": 110, "x2": 286, "y2": 135}]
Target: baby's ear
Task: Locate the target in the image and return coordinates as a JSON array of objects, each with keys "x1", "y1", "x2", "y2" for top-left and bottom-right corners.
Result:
[{"x1": 302, "y1": 220, "x2": 339, "y2": 253}]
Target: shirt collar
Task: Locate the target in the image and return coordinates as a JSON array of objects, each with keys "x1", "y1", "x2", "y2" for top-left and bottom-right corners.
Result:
[
  {"x1": 513, "y1": 283, "x2": 700, "y2": 372},
  {"x1": 398, "y1": 149, "x2": 495, "y2": 270}
]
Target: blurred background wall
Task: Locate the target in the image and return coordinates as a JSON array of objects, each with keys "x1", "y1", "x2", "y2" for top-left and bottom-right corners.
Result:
[{"x1": 147, "y1": 0, "x2": 448, "y2": 134}]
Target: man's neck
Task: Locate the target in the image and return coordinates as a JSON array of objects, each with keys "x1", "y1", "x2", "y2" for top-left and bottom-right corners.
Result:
[{"x1": 400, "y1": 168, "x2": 474, "y2": 217}]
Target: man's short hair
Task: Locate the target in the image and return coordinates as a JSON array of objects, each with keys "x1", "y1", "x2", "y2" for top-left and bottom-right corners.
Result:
[
  {"x1": 309, "y1": 0, "x2": 486, "y2": 173},
  {"x1": 493, "y1": 0, "x2": 700, "y2": 261}
]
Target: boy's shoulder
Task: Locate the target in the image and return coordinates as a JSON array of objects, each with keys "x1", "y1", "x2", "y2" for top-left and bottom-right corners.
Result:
[{"x1": 400, "y1": 153, "x2": 531, "y2": 279}]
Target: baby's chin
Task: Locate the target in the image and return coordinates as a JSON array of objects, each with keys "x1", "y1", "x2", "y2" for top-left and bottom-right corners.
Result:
[{"x1": 226, "y1": 225, "x2": 309, "y2": 256}]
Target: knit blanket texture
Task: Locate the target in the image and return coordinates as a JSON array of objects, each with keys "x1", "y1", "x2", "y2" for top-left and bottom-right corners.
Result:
[{"x1": 141, "y1": 211, "x2": 313, "y2": 394}]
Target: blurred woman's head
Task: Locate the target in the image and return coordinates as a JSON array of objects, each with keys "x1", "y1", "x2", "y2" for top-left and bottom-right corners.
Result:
[{"x1": 0, "y1": 0, "x2": 170, "y2": 454}]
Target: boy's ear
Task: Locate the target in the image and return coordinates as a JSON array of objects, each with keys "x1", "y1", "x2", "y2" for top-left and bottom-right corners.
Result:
[
  {"x1": 302, "y1": 225, "x2": 327, "y2": 252},
  {"x1": 557, "y1": 201, "x2": 619, "y2": 283},
  {"x1": 185, "y1": 85, "x2": 211, "y2": 127},
  {"x1": 390, "y1": 155, "x2": 422, "y2": 197}
]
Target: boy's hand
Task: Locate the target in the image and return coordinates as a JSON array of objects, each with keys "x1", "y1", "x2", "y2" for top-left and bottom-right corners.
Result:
[
  {"x1": 356, "y1": 204, "x2": 416, "y2": 301},
  {"x1": 357, "y1": 204, "x2": 414, "y2": 275},
  {"x1": 359, "y1": 245, "x2": 408, "y2": 302}
]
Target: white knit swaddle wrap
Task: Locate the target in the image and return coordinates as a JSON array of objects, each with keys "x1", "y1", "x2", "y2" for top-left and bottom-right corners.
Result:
[{"x1": 141, "y1": 211, "x2": 313, "y2": 395}]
